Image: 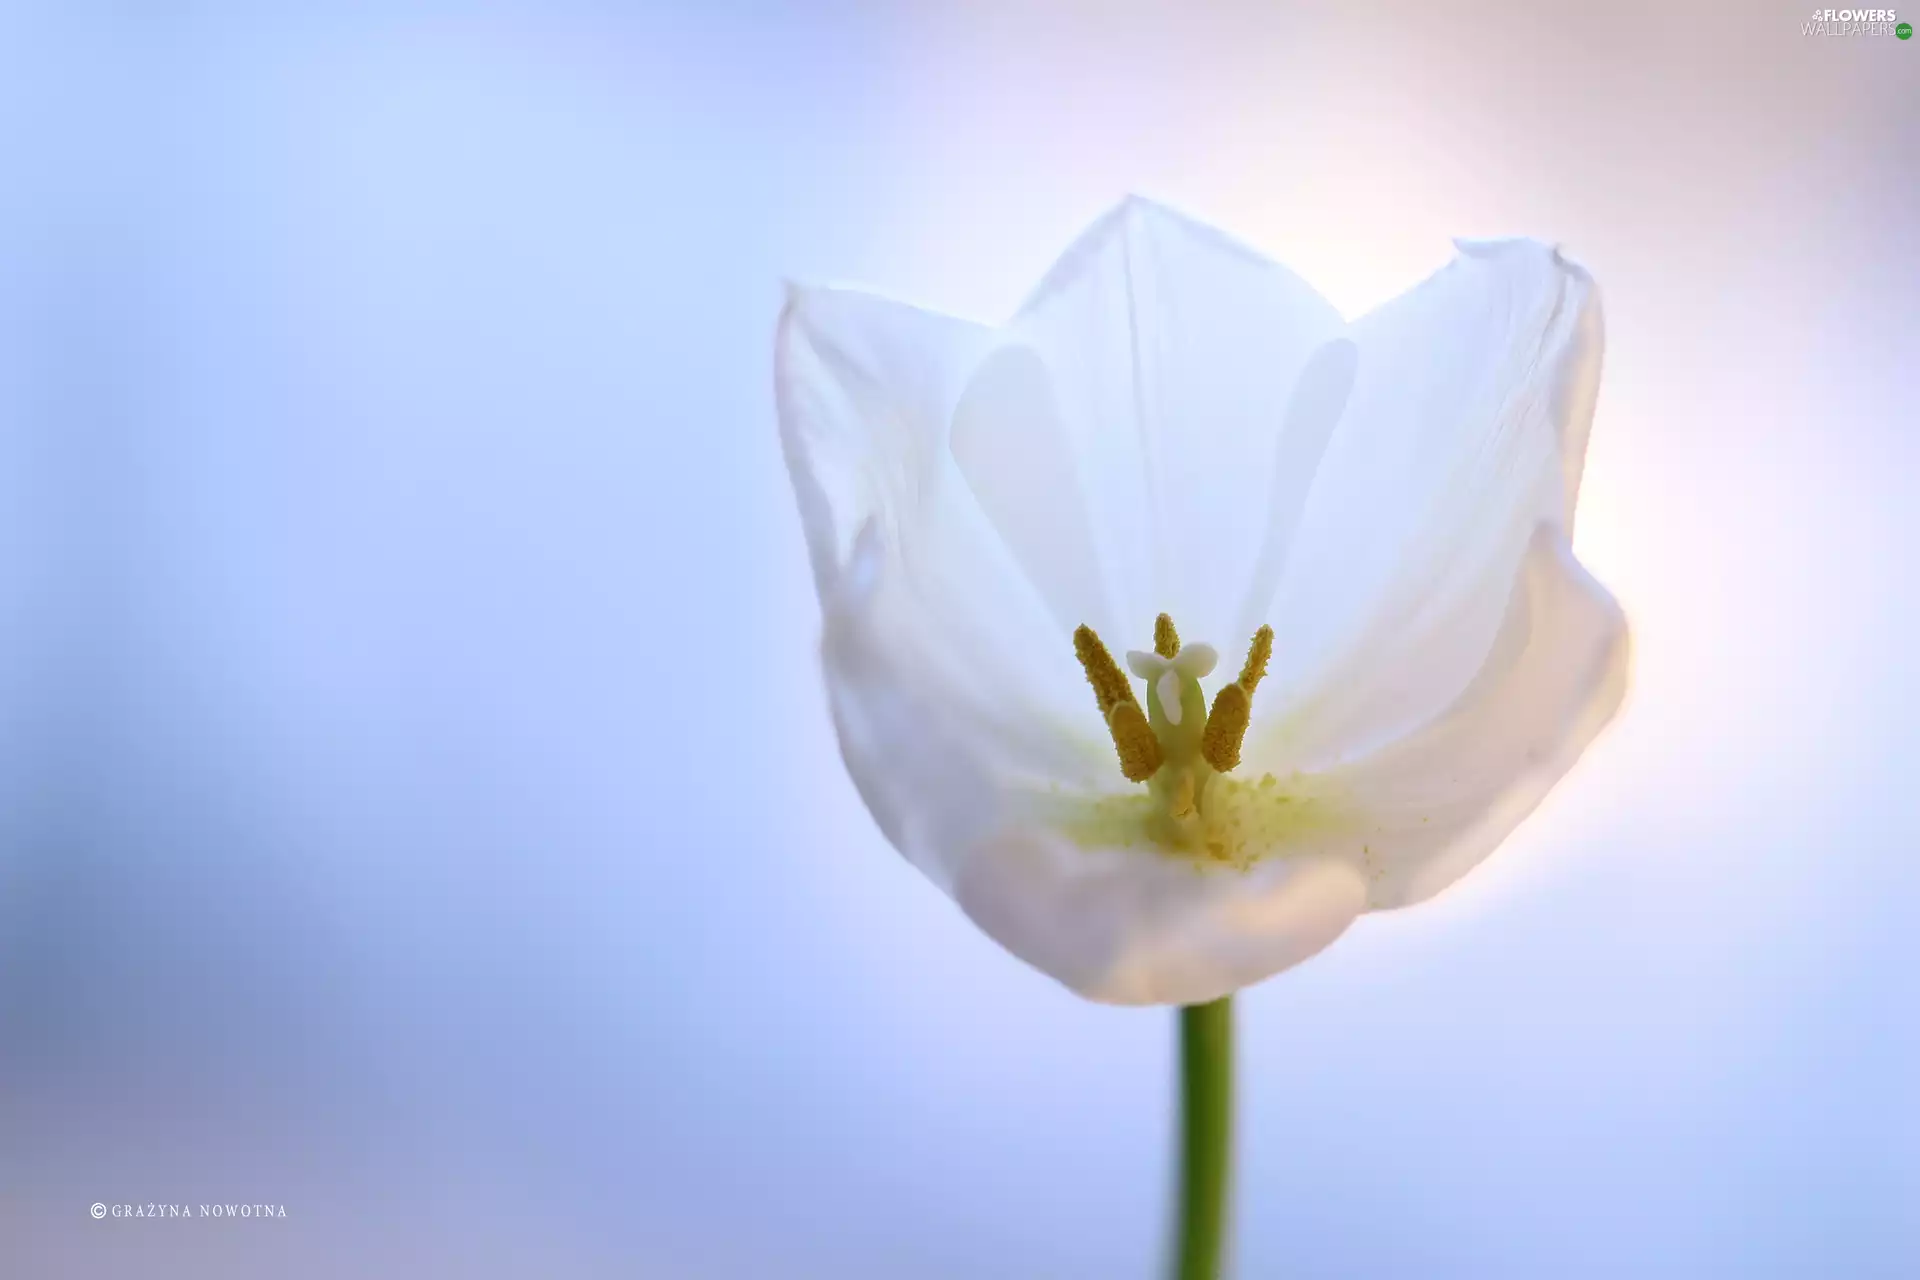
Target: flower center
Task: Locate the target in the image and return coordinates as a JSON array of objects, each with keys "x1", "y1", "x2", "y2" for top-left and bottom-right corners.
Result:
[{"x1": 1072, "y1": 614, "x2": 1273, "y2": 847}]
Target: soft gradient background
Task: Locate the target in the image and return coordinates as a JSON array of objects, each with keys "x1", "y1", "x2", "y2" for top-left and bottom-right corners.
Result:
[{"x1": 2, "y1": 2, "x2": 1915, "y2": 1276}]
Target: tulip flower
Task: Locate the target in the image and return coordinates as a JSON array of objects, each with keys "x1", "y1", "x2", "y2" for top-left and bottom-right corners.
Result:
[{"x1": 775, "y1": 197, "x2": 1628, "y2": 1278}]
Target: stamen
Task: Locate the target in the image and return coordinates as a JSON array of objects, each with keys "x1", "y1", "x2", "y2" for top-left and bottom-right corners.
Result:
[
  {"x1": 1074, "y1": 624, "x2": 1163, "y2": 780},
  {"x1": 1072, "y1": 624, "x2": 1133, "y2": 716},
  {"x1": 1201, "y1": 685, "x2": 1249, "y2": 770},
  {"x1": 1153, "y1": 613, "x2": 1181, "y2": 659},
  {"x1": 1073, "y1": 617, "x2": 1279, "y2": 842},
  {"x1": 1238, "y1": 624, "x2": 1273, "y2": 689},
  {"x1": 1202, "y1": 625, "x2": 1274, "y2": 772},
  {"x1": 1108, "y1": 701, "x2": 1164, "y2": 782}
]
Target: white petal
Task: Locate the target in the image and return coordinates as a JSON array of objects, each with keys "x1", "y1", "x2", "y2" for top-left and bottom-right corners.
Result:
[
  {"x1": 1251, "y1": 240, "x2": 1605, "y2": 771},
  {"x1": 1005, "y1": 196, "x2": 1349, "y2": 647},
  {"x1": 1125, "y1": 649, "x2": 1168, "y2": 680},
  {"x1": 777, "y1": 285, "x2": 1107, "y2": 790},
  {"x1": 951, "y1": 344, "x2": 1117, "y2": 638},
  {"x1": 775, "y1": 283, "x2": 984, "y2": 598},
  {"x1": 954, "y1": 823, "x2": 1368, "y2": 1005},
  {"x1": 818, "y1": 524, "x2": 1004, "y2": 889},
  {"x1": 1325, "y1": 526, "x2": 1629, "y2": 908},
  {"x1": 1231, "y1": 336, "x2": 1358, "y2": 644}
]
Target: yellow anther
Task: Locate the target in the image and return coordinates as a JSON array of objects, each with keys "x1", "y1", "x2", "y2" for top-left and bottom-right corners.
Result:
[
  {"x1": 1202, "y1": 626, "x2": 1274, "y2": 773},
  {"x1": 1201, "y1": 684, "x2": 1250, "y2": 771},
  {"x1": 1108, "y1": 701, "x2": 1164, "y2": 782},
  {"x1": 1239, "y1": 625, "x2": 1272, "y2": 690},
  {"x1": 1075, "y1": 624, "x2": 1163, "y2": 781},
  {"x1": 1154, "y1": 613, "x2": 1181, "y2": 659},
  {"x1": 1072, "y1": 624, "x2": 1133, "y2": 716}
]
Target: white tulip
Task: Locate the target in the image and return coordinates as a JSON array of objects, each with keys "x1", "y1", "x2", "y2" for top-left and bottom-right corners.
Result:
[{"x1": 776, "y1": 197, "x2": 1629, "y2": 1006}]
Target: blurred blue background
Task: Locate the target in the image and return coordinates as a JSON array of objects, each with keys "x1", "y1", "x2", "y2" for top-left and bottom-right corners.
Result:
[{"x1": 1, "y1": 3, "x2": 1915, "y2": 1276}]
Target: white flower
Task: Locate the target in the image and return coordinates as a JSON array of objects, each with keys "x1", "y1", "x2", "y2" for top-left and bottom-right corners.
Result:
[{"x1": 776, "y1": 197, "x2": 1629, "y2": 1006}]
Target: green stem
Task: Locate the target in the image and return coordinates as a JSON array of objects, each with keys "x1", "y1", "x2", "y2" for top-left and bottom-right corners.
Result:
[{"x1": 1172, "y1": 995, "x2": 1234, "y2": 1280}]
